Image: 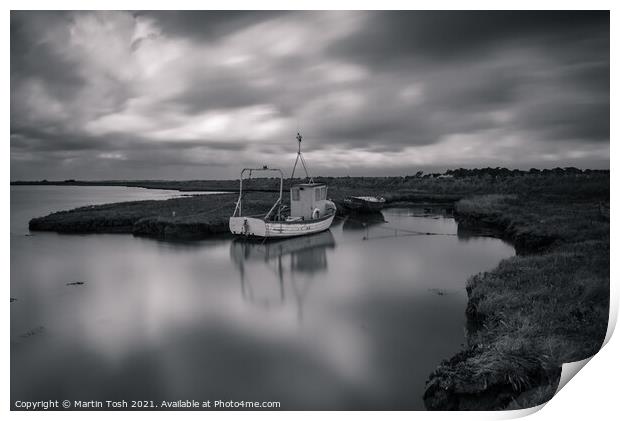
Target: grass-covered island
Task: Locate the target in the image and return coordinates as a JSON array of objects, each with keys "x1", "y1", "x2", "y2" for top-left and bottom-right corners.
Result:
[{"x1": 21, "y1": 169, "x2": 609, "y2": 410}]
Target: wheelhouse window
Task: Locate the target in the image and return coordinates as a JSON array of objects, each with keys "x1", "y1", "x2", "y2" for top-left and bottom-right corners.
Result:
[
  {"x1": 315, "y1": 186, "x2": 327, "y2": 201},
  {"x1": 292, "y1": 188, "x2": 300, "y2": 201}
]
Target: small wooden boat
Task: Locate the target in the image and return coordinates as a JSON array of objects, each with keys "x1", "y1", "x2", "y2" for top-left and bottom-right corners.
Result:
[
  {"x1": 229, "y1": 133, "x2": 336, "y2": 239},
  {"x1": 343, "y1": 196, "x2": 386, "y2": 212}
]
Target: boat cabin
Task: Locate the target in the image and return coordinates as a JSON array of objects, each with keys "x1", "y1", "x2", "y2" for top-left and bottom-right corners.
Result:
[{"x1": 290, "y1": 183, "x2": 329, "y2": 220}]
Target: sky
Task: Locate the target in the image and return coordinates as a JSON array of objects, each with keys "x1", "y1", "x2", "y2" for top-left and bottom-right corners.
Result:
[{"x1": 10, "y1": 11, "x2": 610, "y2": 180}]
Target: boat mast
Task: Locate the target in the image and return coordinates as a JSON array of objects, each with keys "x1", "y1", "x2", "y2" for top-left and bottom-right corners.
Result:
[{"x1": 290, "y1": 132, "x2": 314, "y2": 183}]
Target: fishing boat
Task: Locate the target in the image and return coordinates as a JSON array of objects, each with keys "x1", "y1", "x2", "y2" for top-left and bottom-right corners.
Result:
[
  {"x1": 229, "y1": 133, "x2": 336, "y2": 238},
  {"x1": 343, "y1": 196, "x2": 386, "y2": 213}
]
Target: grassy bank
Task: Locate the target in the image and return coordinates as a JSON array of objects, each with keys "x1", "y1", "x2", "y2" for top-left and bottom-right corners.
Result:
[
  {"x1": 424, "y1": 192, "x2": 609, "y2": 410},
  {"x1": 29, "y1": 192, "x2": 276, "y2": 240}
]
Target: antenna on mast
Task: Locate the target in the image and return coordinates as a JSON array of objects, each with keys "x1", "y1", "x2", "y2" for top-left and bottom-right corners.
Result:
[{"x1": 290, "y1": 132, "x2": 313, "y2": 183}]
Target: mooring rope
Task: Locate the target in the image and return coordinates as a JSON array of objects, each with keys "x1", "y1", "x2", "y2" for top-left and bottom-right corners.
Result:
[{"x1": 334, "y1": 214, "x2": 458, "y2": 238}]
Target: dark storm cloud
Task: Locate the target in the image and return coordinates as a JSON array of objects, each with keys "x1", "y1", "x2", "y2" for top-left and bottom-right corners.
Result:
[
  {"x1": 11, "y1": 12, "x2": 86, "y2": 133},
  {"x1": 11, "y1": 12, "x2": 84, "y2": 96},
  {"x1": 11, "y1": 127, "x2": 249, "y2": 156},
  {"x1": 10, "y1": 10, "x2": 609, "y2": 180},
  {"x1": 139, "y1": 10, "x2": 286, "y2": 42},
  {"x1": 320, "y1": 10, "x2": 609, "y2": 148},
  {"x1": 328, "y1": 11, "x2": 609, "y2": 66},
  {"x1": 168, "y1": 71, "x2": 275, "y2": 114},
  {"x1": 517, "y1": 101, "x2": 610, "y2": 142}
]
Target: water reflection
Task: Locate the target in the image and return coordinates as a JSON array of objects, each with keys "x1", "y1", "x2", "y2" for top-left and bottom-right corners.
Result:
[
  {"x1": 230, "y1": 231, "x2": 335, "y2": 320},
  {"x1": 342, "y1": 213, "x2": 386, "y2": 231}
]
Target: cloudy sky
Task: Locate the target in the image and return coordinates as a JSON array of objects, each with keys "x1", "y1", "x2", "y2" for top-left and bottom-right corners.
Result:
[{"x1": 11, "y1": 11, "x2": 609, "y2": 180}]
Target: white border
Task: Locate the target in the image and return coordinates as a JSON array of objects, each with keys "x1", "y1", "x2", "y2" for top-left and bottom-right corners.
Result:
[{"x1": 3, "y1": 1, "x2": 616, "y2": 420}]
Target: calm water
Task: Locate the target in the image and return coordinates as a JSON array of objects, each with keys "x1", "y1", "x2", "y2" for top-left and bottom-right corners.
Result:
[{"x1": 11, "y1": 186, "x2": 514, "y2": 410}]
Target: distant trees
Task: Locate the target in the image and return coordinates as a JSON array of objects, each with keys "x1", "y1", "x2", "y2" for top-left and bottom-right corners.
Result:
[{"x1": 440, "y1": 167, "x2": 607, "y2": 179}]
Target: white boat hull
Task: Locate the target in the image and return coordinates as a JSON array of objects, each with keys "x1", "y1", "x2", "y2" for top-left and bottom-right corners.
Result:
[{"x1": 230, "y1": 213, "x2": 335, "y2": 238}]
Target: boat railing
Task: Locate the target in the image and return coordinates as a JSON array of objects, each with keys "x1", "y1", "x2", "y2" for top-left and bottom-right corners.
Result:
[{"x1": 233, "y1": 167, "x2": 284, "y2": 219}]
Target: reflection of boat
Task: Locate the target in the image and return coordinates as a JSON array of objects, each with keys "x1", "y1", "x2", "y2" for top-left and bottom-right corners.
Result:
[
  {"x1": 230, "y1": 231, "x2": 334, "y2": 319},
  {"x1": 343, "y1": 196, "x2": 386, "y2": 212},
  {"x1": 342, "y1": 212, "x2": 386, "y2": 231},
  {"x1": 230, "y1": 230, "x2": 335, "y2": 274},
  {"x1": 229, "y1": 133, "x2": 336, "y2": 238}
]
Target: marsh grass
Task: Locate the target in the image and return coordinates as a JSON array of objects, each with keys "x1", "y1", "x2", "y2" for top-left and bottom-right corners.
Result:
[
  {"x1": 426, "y1": 175, "x2": 609, "y2": 409},
  {"x1": 29, "y1": 192, "x2": 277, "y2": 240}
]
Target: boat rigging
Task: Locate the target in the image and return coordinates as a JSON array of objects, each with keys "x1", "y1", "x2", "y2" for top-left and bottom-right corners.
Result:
[{"x1": 229, "y1": 133, "x2": 336, "y2": 239}]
